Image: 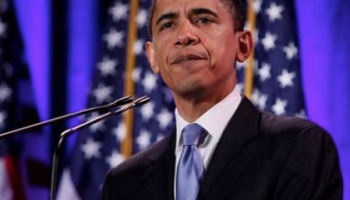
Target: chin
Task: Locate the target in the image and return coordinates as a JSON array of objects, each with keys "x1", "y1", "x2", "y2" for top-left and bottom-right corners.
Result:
[{"x1": 173, "y1": 81, "x2": 208, "y2": 99}]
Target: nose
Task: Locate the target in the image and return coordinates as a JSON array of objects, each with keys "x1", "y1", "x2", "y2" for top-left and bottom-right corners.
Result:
[{"x1": 175, "y1": 21, "x2": 199, "y2": 47}]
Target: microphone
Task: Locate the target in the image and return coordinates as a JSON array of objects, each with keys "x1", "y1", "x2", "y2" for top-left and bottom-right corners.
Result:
[
  {"x1": 49, "y1": 95, "x2": 150, "y2": 200},
  {"x1": 0, "y1": 96, "x2": 133, "y2": 139},
  {"x1": 60, "y1": 95, "x2": 150, "y2": 138}
]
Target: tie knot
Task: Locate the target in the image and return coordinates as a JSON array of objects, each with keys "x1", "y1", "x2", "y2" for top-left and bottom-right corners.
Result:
[{"x1": 181, "y1": 123, "x2": 207, "y2": 146}]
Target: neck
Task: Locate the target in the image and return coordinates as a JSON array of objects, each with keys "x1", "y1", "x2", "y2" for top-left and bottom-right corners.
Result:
[{"x1": 173, "y1": 83, "x2": 236, "y2": 123}]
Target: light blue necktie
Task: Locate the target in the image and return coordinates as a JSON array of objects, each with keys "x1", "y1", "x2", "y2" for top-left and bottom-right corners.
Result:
[{"x1": 176, "y1": 123, "x2": 206, "y2": 200}]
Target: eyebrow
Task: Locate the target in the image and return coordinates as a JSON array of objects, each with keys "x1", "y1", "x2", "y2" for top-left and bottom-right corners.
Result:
[
  {"x1": 190, "y1": 8, "x2": 219, "y2": 18},
  {"x1": 155, "y1": 8, "x2": 219, "y2": 27},
  {"x1": 156, "y1": 12, "x2": 178, "y2": 26}
]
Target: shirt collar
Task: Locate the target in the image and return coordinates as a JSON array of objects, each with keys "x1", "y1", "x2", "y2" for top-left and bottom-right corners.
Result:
[{"x1": 175, "y1": 86, "x2": 242, "y2": 149}]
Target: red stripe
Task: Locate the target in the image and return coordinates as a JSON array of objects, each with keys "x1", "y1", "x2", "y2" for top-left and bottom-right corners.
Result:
[{"x1": 4, "y1": 156, "x2": 26, "y2": 200}]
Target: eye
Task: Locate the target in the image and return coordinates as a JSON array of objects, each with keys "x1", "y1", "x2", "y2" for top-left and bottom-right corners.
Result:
[
  {"x1": 196, "y1": 17, "x2": 212, "y2": 24},
  {"x1": 160, "y1": 22, "x2": 174, "y2": 31}
]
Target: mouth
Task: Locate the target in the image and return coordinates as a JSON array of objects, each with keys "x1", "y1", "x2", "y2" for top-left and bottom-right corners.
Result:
[{"x1": 170, "y1": 53, "x2": 208, "y2": 65}]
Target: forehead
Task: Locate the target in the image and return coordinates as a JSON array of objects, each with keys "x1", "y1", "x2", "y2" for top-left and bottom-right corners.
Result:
[{"x1": 153, "y1": 0, "x2": 228, "y2": 18}]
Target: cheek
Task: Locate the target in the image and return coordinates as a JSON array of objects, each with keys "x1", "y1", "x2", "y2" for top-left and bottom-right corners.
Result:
[
  {"x1": 203, "y1": 38, "x2": 237, "y2": 67},
  {"x1": 153, "y1": 48, "x2": 174, "y2": 84},
  {"x1": 154, "y1": 38, "x2": 173, "y2": 66},
  {"x1": 221, "y1": 36, "x2": 237, "y2": 59},
  {"x1": 200, "y1": 27, "x2": 238, "y2": 62}
]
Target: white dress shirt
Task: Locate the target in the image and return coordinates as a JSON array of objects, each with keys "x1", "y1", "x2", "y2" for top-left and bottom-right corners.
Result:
[{"x1": 174, "y1": 86, "x2": 242, "y2": 198}]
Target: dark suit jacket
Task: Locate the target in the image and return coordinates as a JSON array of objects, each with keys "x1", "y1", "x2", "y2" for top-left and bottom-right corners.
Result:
[{"x1": 101, "y1": 97, "x2": 343, "y2": 200}]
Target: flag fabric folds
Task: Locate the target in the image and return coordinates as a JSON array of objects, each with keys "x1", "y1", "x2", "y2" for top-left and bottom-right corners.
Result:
[
  {"x1": 0, "y1": 0, "x2": 34, "y2": 199},
  {"x1": 58, "y1": 0, "x2": 174, "y2": 199},
  {"x1": 58, "y1": 0, "x2": 306, "y2": 199},
  {"x1": 237, "y1": 0, "x2": 306, "y2": 117}
]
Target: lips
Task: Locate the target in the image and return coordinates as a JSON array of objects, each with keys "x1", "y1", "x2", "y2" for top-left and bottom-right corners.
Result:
[{"x1": 170, "y1": 52, "x2": 208, "y2": 65}]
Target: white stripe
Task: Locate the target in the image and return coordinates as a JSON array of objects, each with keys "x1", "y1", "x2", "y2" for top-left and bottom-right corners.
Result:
[
  {"x1": 0, "y1": 158, "x2": 13, "y2": 200},
  {"x1": 57, "y1": 169, "x2": 81, "y2": 200}
]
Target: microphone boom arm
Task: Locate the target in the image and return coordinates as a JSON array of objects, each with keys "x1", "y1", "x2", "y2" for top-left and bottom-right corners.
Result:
[
  {"x1": 49, "y1": 95, "x2": 150, "y2": 200},
  {"x1": 0, "y1": 96, "x2": 133, "y2": 139}
]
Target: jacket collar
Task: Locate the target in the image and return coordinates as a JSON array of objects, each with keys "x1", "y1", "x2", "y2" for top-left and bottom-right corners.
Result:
[
  {"x1": 198, "y1": 96, "x2": 260, "y2": 199},
  {"x1": 123, "y1": 96, "x2": 260, "y2": 200}
]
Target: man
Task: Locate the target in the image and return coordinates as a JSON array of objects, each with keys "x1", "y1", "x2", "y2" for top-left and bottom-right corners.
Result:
[{"x1": 102, "y1": 0, "x2": 343, "y2": 199}]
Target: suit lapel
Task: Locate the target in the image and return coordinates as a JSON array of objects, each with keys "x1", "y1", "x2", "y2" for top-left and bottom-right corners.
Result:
[
  {"x1": 132, "y1": 129, "x2": 176, "y2": 200},
  {"x1": 199, "y1": 97, "x2": 260, "y2": 200},
  {"x1": 165, "y1": 130, "x2": 176, "y2": 200}
]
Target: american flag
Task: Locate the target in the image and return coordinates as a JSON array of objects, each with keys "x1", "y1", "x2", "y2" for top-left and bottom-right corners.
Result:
[
  {"x1": 57, "y1": 0, "x2": 305, "y2": 199},
  {"x1": 0, "y1": 0, "x2": 29, "y2": 199},
  {"x1": 57, "y1": 0, "x2": 174, "y2": 199},
  {"x1": 237, "y1": 0, "x2": 306, "y2": 117}
]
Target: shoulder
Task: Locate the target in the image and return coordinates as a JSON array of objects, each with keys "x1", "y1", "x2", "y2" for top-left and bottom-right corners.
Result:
[
  {"x1": 257, "y1": 111, "x2": 337, "y2": 155},
  {"x1": 254, "y1": 112, "x2": 343, "y2": 197},
  {"x1": 107, "y1": 133, "x2": 171, "y2": 179},
  {"x1": 101, "y1": 133, "x2": 173, "y2": 199},
  {"x1": 257, "y1": 111, "x2": 340, "y2": 177},
  {"x1": 242, "y1": 107, "x2": 340, "y2": 172},
  {"x1": 260, "y1": 111, "x2": 323, "y2": 135},
  {"x1": 258, "y1": 111, "x2": 335, "y2": 146},
  {"x1": 233, "y1": 97, "x2": 337, "y2": 163}
]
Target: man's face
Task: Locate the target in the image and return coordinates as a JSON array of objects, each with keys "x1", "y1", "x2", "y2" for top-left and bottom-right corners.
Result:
[{"x1": 146, "y1": 0, "x2": 248, "y2": 99}]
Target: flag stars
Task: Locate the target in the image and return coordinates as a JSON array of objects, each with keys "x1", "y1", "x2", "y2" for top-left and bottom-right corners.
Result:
[
  {"x1": 157, "y1": 109, "x2": 173, "y2": 129},
  {"x1": 156, "y1": 134, "x2": 165, "y2": 142},
  {"x1": 163, "y1": 88, "x2": 174, "y2": 103},
  {"x1": 140, "y1": 101, "x2": 154, "y2": 121},
  {"x1": 277, "y1": 69, "x2": 296, "y2": 88},
  {"x1": 136, "y1": 9, "x2": 148, "y2": 28},
  {"x1": 236, "y1": 83, "x2": 244, "y2": 93},
  {"x1": 86, "y1": 113, "x2": 105, "y2": 132},
  {"x1": 112, "y1": 122, "x2": 126, "y2": 142},
  {"x1": 0, "y1": 83, "x2": 11, "y2": 102},
  {"x1": 266, "y1": 3, "x2": 284, "y2": 22},
  {"x1": 258, "y1": 63, "x2": 271, "y2": 82},
  {"x1": 251, "y1": 89, "x2": 260, "y2": 104},
  {"x1": 133, "y1": 39, "x2": 144, "y2": 55},
  {"x1": 262, "y1": 32, "x2": 277, "y2": 51},
  {"x1": 132, "y1": 67, "x2": 142, "y2": 83},
  {"x1": 236, "y1": 61, "x2": 247, "y2": 70},
  {"x1": 142, "y1": 72, "x2": 157, "y2": 92},
  {"x1": 92, "y1": 84, "x2": 113, "y2": 103},
  {"x1": 98, "y1": 57, "x2": 117, "y2": 76},
  {"x1": 253, "y1": 0, "x2": 262, "y2": 14},
  {"x1": 0, "y1": 111, "x2": 6, "y2": 128},
  {"x1": 106, "y1": 150, "x2": 125, "y2": 168},
  {"x1": 104, "y1": 29, "x2": 124, "y2": 49},
  {"x1": 272, "y1": 98, "x2": 287, "y2": 115},
  {"x1": 252, "y1": 89, "x2": 268, "y2": 110},
  {"x1": 295, "y1": 109, "x2": 307, "y2": 119},
  {"x1": 283, "y1": 42, "x2": 298, "y2": 60},
  {"x1": 109, "y1": 2, "x2": 128, "y2": 22},
  {"x1": 136, "y1": 130, "x2": 151, "y2": 150},
  {"x1": 253, "y1": 59, "x2": 259, "y2": 71},
  {"x1": 81, "y1": 137, "x2": 102, "y2": 160},
  {"x1": 257, "y1": 94, "x2": 268, "y2": 110}
]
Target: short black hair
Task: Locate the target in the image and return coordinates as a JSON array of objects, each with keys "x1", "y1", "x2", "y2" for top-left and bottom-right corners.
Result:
[{"x1": 147, "y1": 0, "x2": 247, "y2": 39}]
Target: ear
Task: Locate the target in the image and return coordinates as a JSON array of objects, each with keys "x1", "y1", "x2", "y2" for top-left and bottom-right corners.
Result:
[
  {"x1": 236, "y1": 31, "x2": 253, "y2": 62},
  {"x1": 145, "y1": 41, "x2": 160, "y2": 73}
]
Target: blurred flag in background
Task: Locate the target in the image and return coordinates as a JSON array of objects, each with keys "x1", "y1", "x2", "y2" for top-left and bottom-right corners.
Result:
[
  {"x1": 0, "y1": 0, "x2": 50, "y2": 199},
  {"x1": 57, "y1": 0, "x2": 174, "y2": 199},
  {"x1": 236, "y1": 0, "x2": 306, "y2": 117},
  {"x1": 0, "y1": 0, "x2": 28, "y2": 199}
]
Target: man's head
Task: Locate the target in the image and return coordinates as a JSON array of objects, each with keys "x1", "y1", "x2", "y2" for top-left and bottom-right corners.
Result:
[
  {"x1": 148, "y1": 0, "x2": 247, "y2": 39},
  {"x1": 145, "y1": 0, "x2": 253, "y2": 103}
]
